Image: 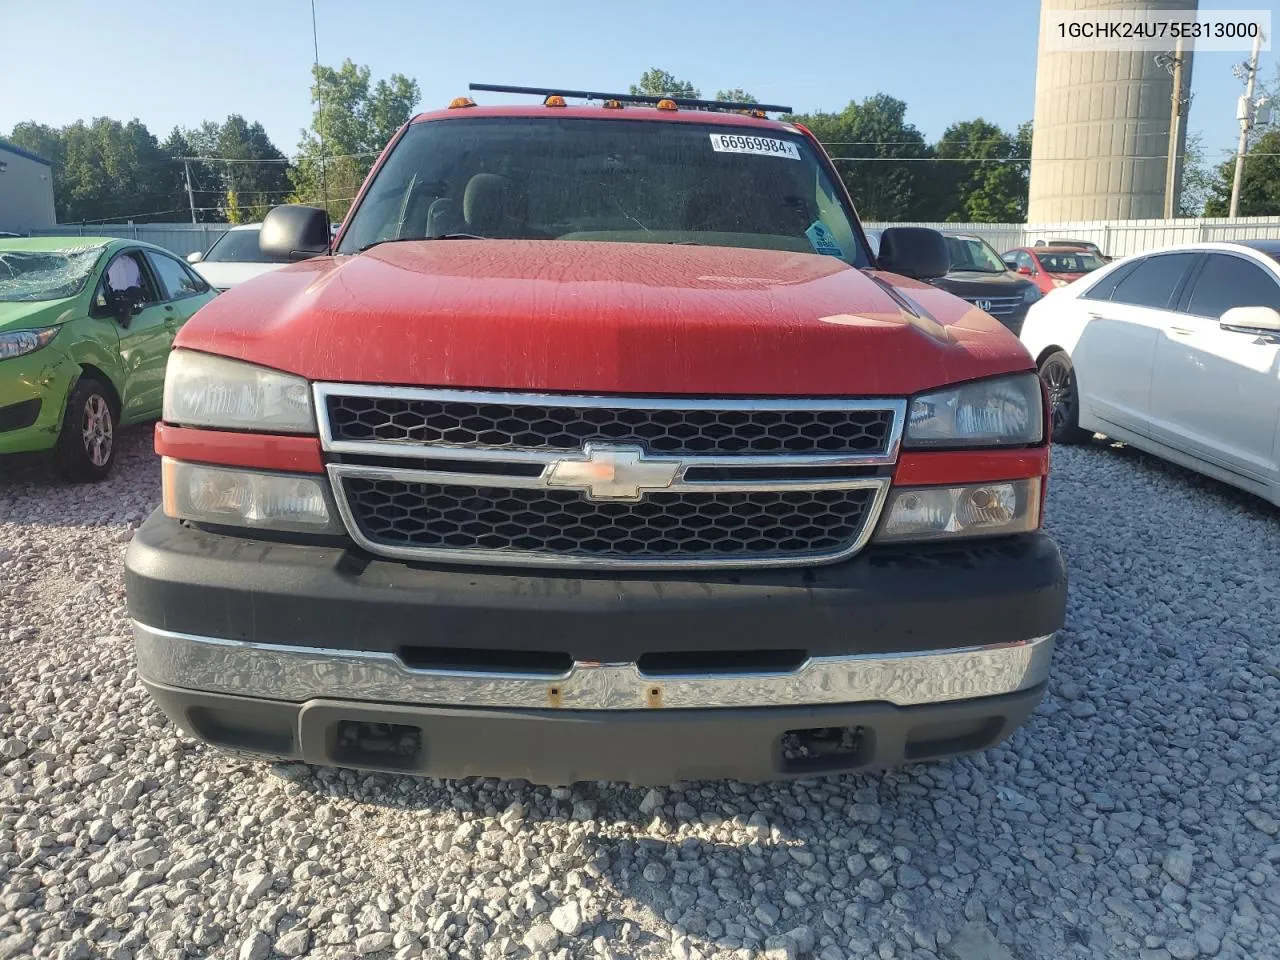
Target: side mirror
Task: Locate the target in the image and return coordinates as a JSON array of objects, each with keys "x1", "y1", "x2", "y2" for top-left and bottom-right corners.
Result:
[
  {"x1": 1221, "y1": 306, "x2": 1280, "y2": 337},
  {"x1": 260, "y1": 204, "x2": 331, "y2": 261},
  {"x1": 186, "y1": 251, "x2": 204, "y2": 264},
  {"x1": 876, "y1": 227, "x2": 949, "y2": 280},
  {"x1": 1016, "y1": 265, "x2": 1034, "y2": 277},
  {"x1": 106, "y1": 290, "x2": 138, "y2": 327}
]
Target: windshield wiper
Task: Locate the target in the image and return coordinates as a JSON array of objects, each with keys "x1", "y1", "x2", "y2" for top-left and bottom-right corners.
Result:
[{"x1": 358, "y1": 234, "x2": 484, "y2": 252}]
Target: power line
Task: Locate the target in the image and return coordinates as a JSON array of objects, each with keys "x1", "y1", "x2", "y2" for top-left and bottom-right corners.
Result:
[
  {"x1": 820, "y1": 140, "x2": 1033, "y2": 146},
  {"x1": 175, "y1": 151, "x2": 380, "y2": 164}
]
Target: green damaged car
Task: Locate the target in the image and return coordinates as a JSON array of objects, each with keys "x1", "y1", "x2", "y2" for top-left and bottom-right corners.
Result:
[{"x1": 0, "y1": 237, "x2": 215, "y2": 481}]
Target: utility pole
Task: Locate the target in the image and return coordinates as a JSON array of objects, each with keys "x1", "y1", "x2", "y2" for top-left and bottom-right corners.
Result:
[
  {"x1": 1229, "y1": 33, "x2": 1263, "y2": 218},
  {"x1": 1162, "y1": 39, "x2": 1186, "y2": 219},
  {"x1": 183, "y1": 160, "x2": 197, "y2": 224}
]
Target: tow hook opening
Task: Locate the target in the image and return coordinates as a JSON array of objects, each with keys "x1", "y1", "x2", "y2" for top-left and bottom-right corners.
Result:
[
  {"x1": 332, "y1": 721, "x2": 423, "y2": 771},
  {"x1": 780, "y1": 725, "x2": 869, "y2": 773}
]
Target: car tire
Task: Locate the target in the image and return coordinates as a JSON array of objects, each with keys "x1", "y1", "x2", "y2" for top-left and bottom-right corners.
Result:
[
  {"x1": 55, "y1": 376, "x2": 118, "y2": 483},
  {"x1": 1038, "y1": 350, "x2": 1091, "y2": 445}
]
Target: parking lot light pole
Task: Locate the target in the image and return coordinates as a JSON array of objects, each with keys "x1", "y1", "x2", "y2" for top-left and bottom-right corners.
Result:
[
  {"x1": 183, "y1": 160, "x2": 197, "y2": 224},
  {"x1": 1159, "y1": 39, "x2": 1187, "y2": 219},
  {"x1": 1229, "y1": 33, "x2": 1263, "y2": 218}
]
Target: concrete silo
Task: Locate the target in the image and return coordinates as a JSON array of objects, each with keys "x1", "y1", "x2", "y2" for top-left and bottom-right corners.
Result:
[{"x1": 1028, "y1": 0, "x2": 1196, "y2": 222}]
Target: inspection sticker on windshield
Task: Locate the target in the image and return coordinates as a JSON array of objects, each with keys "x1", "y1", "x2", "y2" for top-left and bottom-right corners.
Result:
[
  {"x1": 805, "y1": 221, "x2": 844, "y2": 258},
  {"x1": 709, "y1": 133, "x2": 800, "y2": 159}
]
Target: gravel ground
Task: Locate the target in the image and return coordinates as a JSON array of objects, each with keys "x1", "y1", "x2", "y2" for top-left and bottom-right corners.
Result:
[{"x1": 2, "y1": 429, "x2": 1280, "y2": 960}]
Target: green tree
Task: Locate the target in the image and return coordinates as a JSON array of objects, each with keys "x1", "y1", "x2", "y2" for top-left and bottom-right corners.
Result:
[
  {"x1": 163, "y1": 116, "x2": 291, "y2": 223},
  {"x1": 714, "y1": 88, "x2": 757, "y2": 104},
  {"x1": 1177, "y1": 131, "x2": 1214, "y2": 217},
  {"x1": 290, "y1": 60, "x2": 421, "y2": 219},
  {"x1": 630, "y1": 68, "x2": 700, "y2": 99},
  {"x1": 788, "y1": 95, "x2": 934, "y2": 220},
  {"x1": 1204, "y1": 129, "x2": 1280, "y2": 217},
  {"x1": 932, "y1": 118, "x2": 1029, "y2": 222},
  {"x1": 7, "y1": 121, "x2": 63, "y2": 170},
  {"x1": 10, "y1": 118, "x2": 177, "y2": 223}
]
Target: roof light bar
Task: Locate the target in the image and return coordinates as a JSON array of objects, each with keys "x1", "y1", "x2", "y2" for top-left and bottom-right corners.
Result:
[{"x1": 468, "y1": 83, "x2": 792, "y2": 115}]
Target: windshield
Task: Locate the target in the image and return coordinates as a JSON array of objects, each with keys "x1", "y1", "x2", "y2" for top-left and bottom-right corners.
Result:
[
  {"x1": 204, "y1": 228, "x2": 293, "y2": 264},
  {"x1": 945, "y1": 236, "x2": 1008, "y2": 273},
  {"x1": 0, "y1": 245, "x2": 105, "y2": 302},
  {"x1": 338, "y1": 117, "x2": 870, "y2": 266},
  {"x1": 1039, "y1": 252, "x2": 1104, "y2": 273}
]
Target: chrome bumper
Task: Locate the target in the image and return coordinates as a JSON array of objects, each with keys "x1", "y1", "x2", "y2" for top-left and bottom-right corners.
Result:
[{"x1": 133, "y1": 622, "x2": 1054, "y2": 711}]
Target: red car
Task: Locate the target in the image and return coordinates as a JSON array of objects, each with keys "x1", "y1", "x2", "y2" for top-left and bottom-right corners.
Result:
[
  {"x1": 125, "y1": 85, "x2": 1065, "y2": 785},
  {"x1": 1003, "y1": 245, "x2": 1107, "y2": 293}
]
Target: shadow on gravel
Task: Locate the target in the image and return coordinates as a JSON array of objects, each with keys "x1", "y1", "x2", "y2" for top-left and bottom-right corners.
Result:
[
  {"x1": 0, "y1": 424, "x2": 160, "y2": 526},
  {"x1": 1080, "y1": 436, "x2": 1277, "y2": 521},
  {"x1": 265, "y1": 758, "x2": 1051, "y2": 954}
]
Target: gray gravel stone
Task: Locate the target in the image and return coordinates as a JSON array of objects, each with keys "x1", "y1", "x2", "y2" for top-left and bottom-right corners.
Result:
[
  {"x1": 356, "y1": 931, "x2": 395, "y2": 955},
  {"x1": 549, "y1": 901, "x2": 584, "y2": 936},
  {"x1": 238, "y1": 932, "x2": 270, "y2": 960},
  {"x1": 276, "y1": 927, "x2": 311, "y2": 957},
  {"x1": 523, "y1": 923, "x2": 559, "y2": 953},
  {"x1": 3, "y1": 396, "x2": 1280, "y2": 960},
  {"x1": 1164, "y1": 850, "x2": 1194, "y2": 886}
]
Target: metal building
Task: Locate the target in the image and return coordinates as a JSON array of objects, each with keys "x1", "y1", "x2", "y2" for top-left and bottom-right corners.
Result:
[
  {"x1": 1028, "y1": 0, "x2": 1197, "y2": 222},
  {"x1": 0, "y1": 140, "x2": 56, "y2": 234}
]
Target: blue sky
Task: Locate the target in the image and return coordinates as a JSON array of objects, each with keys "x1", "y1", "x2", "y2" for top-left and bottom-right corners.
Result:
[{"x1": 2, "y1": 0, "x2": 1273, "y2": 169}]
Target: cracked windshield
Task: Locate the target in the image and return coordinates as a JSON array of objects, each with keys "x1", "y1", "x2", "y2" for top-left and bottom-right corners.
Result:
[{"x1": 1, "y1": 3, "x2": 1278, "y2": 960}]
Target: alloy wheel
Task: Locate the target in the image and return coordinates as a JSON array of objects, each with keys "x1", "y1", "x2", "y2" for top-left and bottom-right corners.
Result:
[
  {"x1": 82, "y1": 394, "x2": 114, "y2": 467},
  {"x1": 1042, "y1": 359, "x2": 1074, "y2": 432}
]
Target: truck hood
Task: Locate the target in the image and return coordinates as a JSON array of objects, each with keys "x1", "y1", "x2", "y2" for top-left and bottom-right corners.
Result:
[{"x1": 175, "y1": 240, "x2": 1031, "y2": 396}]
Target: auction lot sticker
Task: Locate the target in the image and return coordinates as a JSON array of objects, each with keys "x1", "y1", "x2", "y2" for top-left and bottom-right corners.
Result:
[{"x1": 710, "y1": 134, "x2": 800, "y2": 160}]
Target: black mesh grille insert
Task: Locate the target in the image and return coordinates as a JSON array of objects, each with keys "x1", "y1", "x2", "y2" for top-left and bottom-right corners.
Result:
[
  {"x1": 326, "y1": 396, "x2": 894, "y2": 456},
  {"x1": 341, "y1": 478, "x2": 877, "y2": 560}
]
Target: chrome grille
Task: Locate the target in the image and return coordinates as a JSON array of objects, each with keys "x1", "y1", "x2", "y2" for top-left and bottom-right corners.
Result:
[
  {"x1": 317, "y1": 385, "x2": 903, "y2": 569},
  {"x1": 340, "y1": 478, "x2": 878, "y2": 561},
  {"x1": 325, "y1": 393, "x2": 895, "y2": 455},
  {"x1": 964, "y1": 295, "x2": 1023, "y2": 318}
]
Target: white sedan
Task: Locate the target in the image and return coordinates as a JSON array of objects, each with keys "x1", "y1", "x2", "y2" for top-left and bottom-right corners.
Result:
[
  {"x1": 1020, "y1": 240, "x2": 1280, "y2": 506},
  {"x1": 187, "y1": 224, "x2": 292, "y2": 291}
]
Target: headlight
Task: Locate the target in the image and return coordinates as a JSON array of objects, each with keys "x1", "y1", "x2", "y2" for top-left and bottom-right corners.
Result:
[
  {"x1": 164, "y1": 350, "x2": 314, "y2": 433},
  {"x1": 1022, "y1": 284, "x2": 1042, "y2": 303},
  {"x1": 0, "y1": 326, "x2": 59, "y2": 361},
  {"x1": 906, "y1": 374, "x2": 1043, "y2": 448},
  {"x1": 875, "y1": 478, "x2": 1041, "y2": 543},
  {"x1": 1052, "y1": 278, "x2": 1069, "y2": 288},
  {"x1": 162, "y1": 458, "x2": 340, "y2": 533}
]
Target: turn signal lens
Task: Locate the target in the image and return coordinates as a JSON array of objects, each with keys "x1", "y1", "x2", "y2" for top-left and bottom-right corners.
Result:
[
  {"x1": 875, "y1": 478, "x2": 1041, "y2": 543},
  {"x1": 162, "y1": 458, "x2": 340, "y2": 533},
  {"x1": 656, "y1": 98, "x2": 678, "y2": 111}
]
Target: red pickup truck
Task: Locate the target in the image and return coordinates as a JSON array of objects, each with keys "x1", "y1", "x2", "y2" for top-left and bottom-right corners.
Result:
[{"x1": 125, "y1": 87, "x2": 1065, "y2": 785}]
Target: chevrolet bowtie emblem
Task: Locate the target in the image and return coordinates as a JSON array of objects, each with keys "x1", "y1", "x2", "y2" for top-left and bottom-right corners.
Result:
[{"x1": 546, "y1": 444, "x2": 679, "y2": 501}]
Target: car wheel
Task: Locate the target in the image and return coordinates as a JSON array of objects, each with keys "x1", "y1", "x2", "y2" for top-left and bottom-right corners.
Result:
[
  {"x1": 56, "y1": 376, "x2": 118, "y2": 482},
  {"x1": 1038, "y1": 351, "x2": 1091, "y2": 445}
]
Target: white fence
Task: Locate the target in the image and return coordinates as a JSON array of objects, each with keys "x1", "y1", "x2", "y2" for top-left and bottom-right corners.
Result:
[
  {"x1": 864, "y1": 217, "x2": 1280, "y2": 258},
  {"x1": 30, "y1": 223, "x2": 232, "y2": 258},
  {"x1": 28, "y1": 215, "x2": 1280, "y2": 260}
]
